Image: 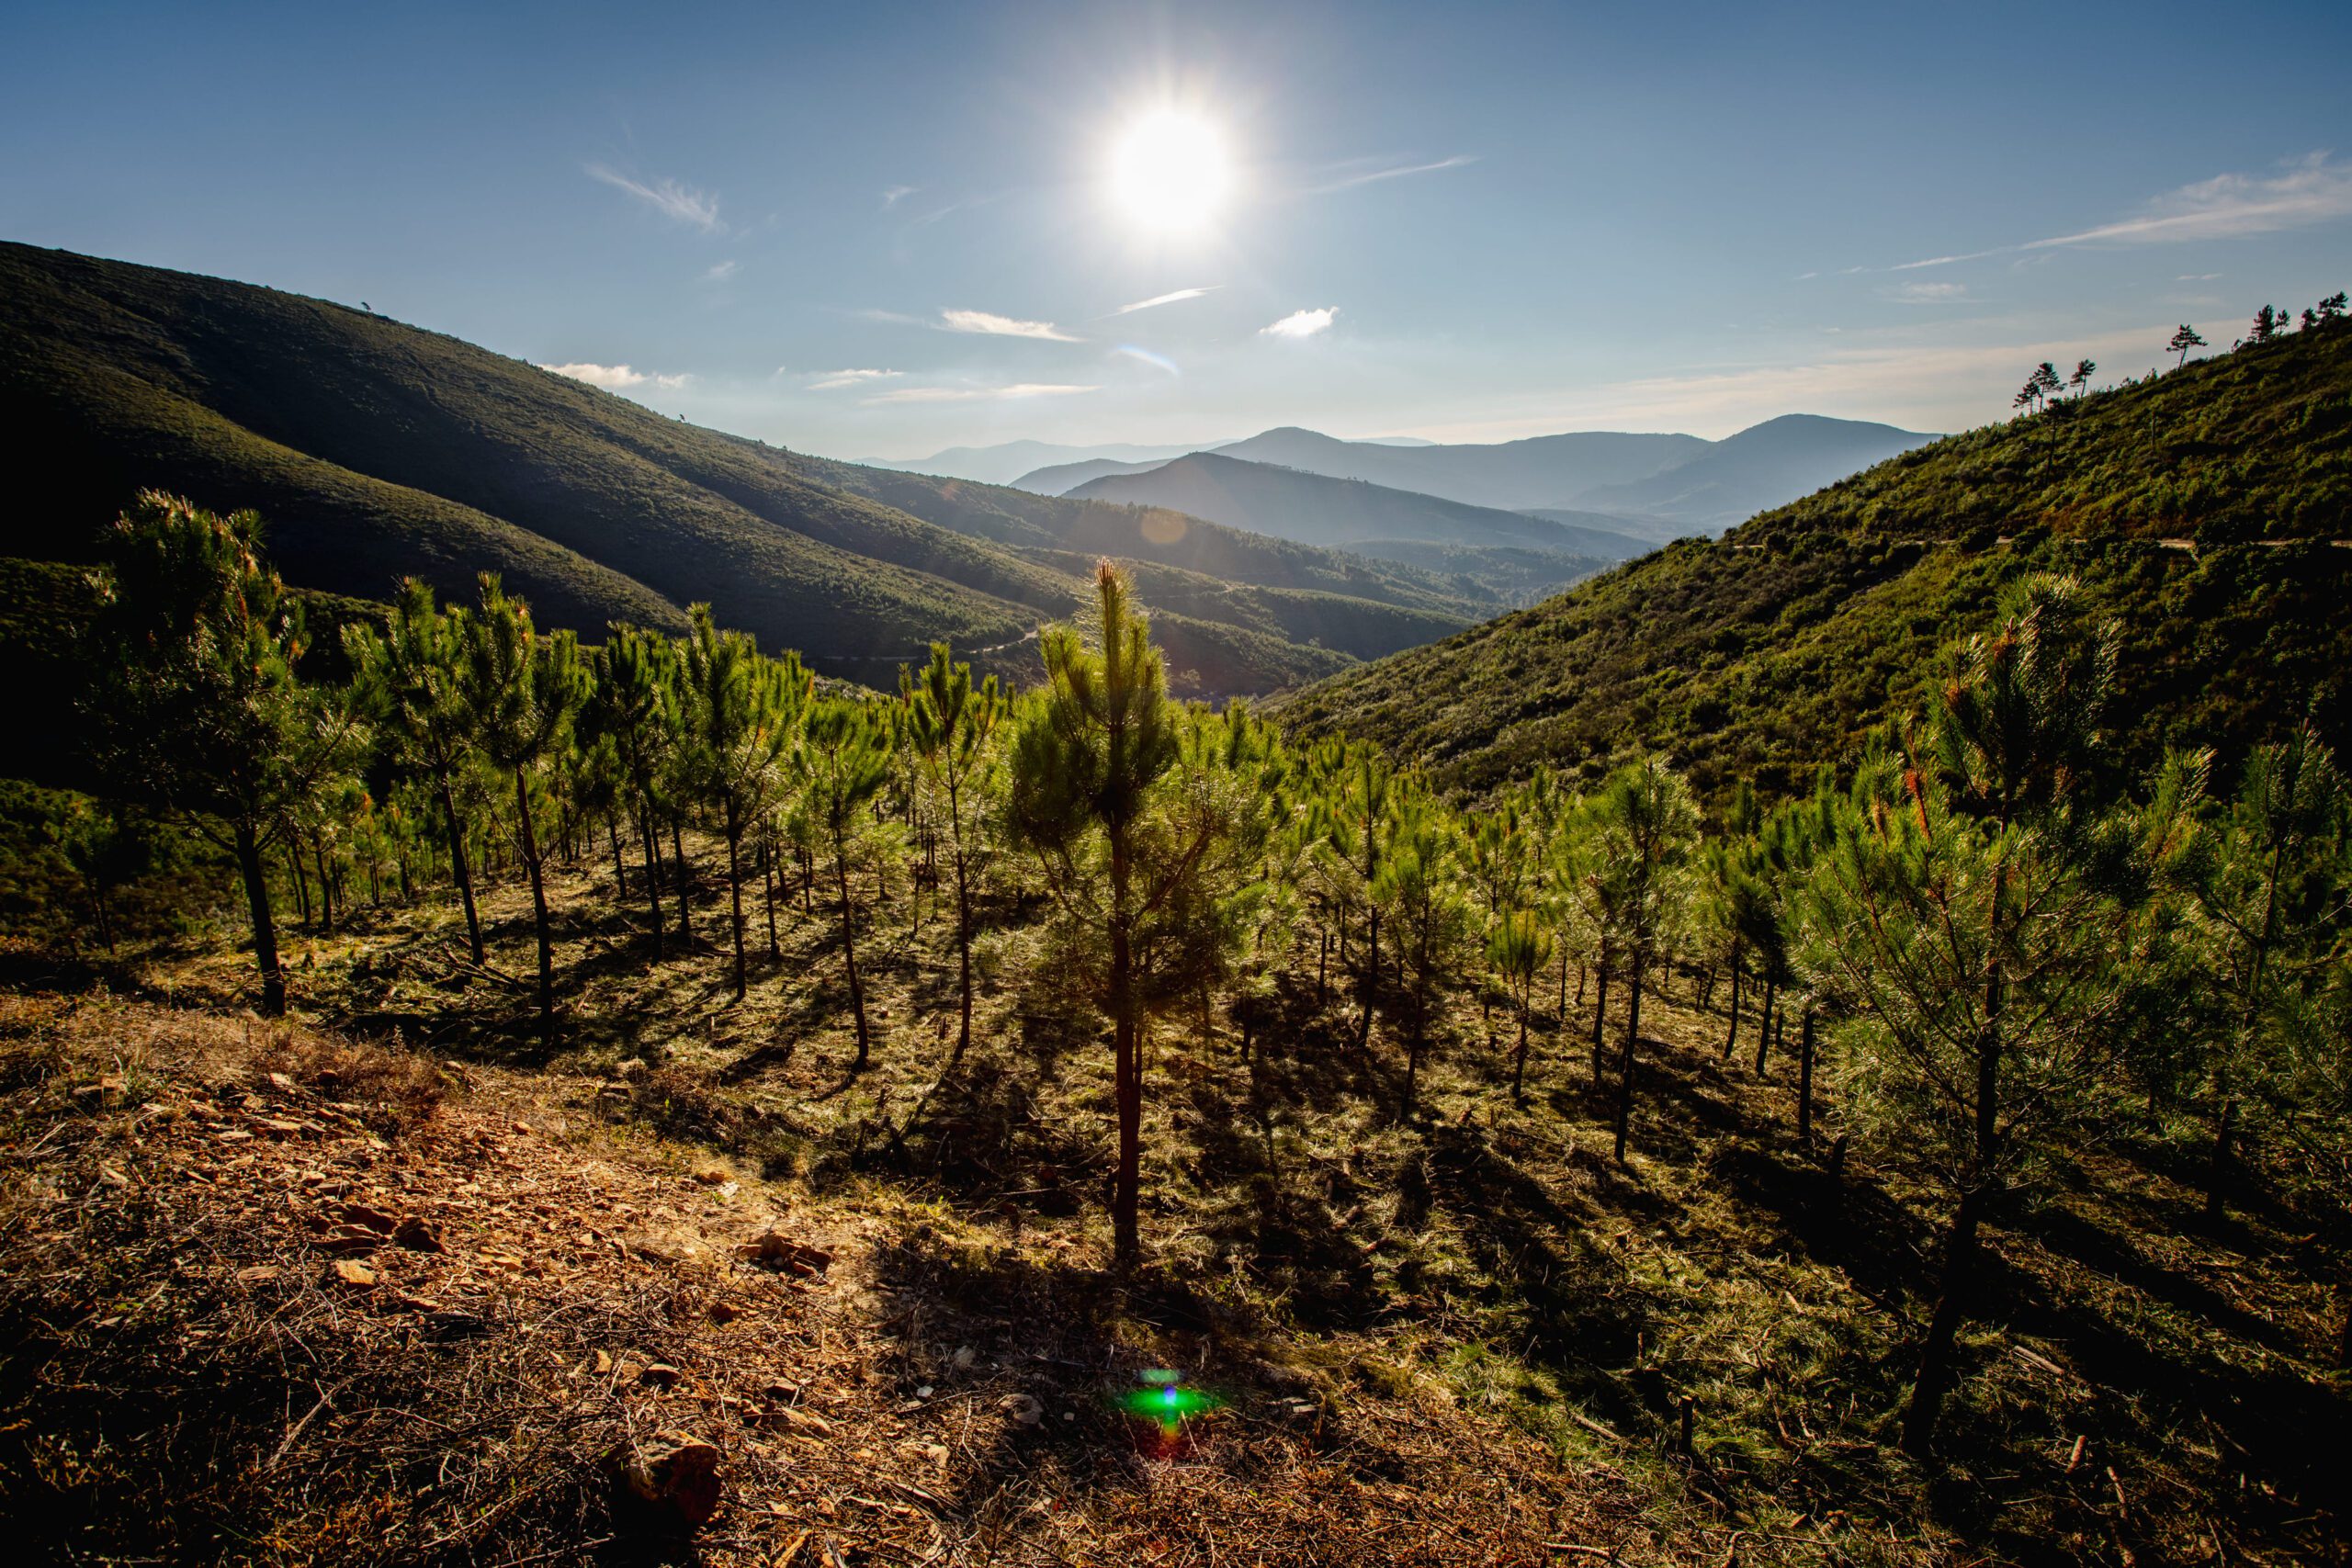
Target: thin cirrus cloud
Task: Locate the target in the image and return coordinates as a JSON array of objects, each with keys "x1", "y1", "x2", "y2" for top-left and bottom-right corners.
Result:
[
  {"x1": 1261, "y1": 307, "x2": 1338, "y2": 339},
  {"x1": 864, "y1": 382, "x2": 1099, "y2": 405},
  {"x1": 807, "y1": 368, "x2": 902, "y2": 390},
  {"x1": 1886, "y1": 281, "x2": 1969, "y2": 305},
  {"x1": 881, "y1": 185, "x2": 917, "y2": 209},
  {"x1": 583, "y1": 164, "x2": 722, "y2": 232},
  {"x1": 1299, "y1": 154, "x2": 1476, "y2": 197},
  {"x1": 702, "y1": 259, "x2": 738, "y2": 283},
  {"x1": 1110, "y1": 286, "x2": 1219, "y2": 316},
  {"x1": 1877, "y1": 152, "x2": 2352, "y2": 273},
  {"x1": 937, "y1": 308, "x2": 1080, "y2": 341},
  {"x1": 539, "y1": 362, "x2": 691, "y2": 390}
]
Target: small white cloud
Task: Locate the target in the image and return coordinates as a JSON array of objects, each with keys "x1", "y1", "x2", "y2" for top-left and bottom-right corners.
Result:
[
  {"x1": 1261, "y1": 307, "x2": 1338, "y2": 339},
  {"x1": 865, "y1": 382, "x2": 1099, "y2": 405},
  {"x1": 2177, "y1": 272, "x2": 2222, "y2": 281},
  {"x1": 584, "y1": 164, "x2": 722, "y2": 231},
  {"x1": 654, "y1": 373, "x2": 692, "y2": 390},
  {"x1": 540, "y1": 361, "x2": 649, "y2": 389},
  {"x1": 703, "y1": 259, "x2": 739, "y2": 282},
  {"x1": 1111, "y1": 286, "x2": 1219, "y2": 315},
  {"x1": 1887, "y1": 281, "x2": 1970, "y2": 305},
  {"x1": 807, "y1": 368, "x2": 903, "y2": 390},
  {"x1": 882, "y1": 185, "x2": 917, "y2": 209},
  {"x1": 938, "y1": 308, "x2": 1080, "y2": 341}
]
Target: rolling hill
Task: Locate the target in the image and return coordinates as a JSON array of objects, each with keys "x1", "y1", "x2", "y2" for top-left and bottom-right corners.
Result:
[
  {"x1": 1572, "y1": 412, "x2": 1939, "y2": 530},
  {"x1": 0, "y1": 243, "x2": 1500, "y2": 698},
  {"x1": 859, "y1": 437, "x2": 1232, "y2": 488},
  {"x1": 1065, "y1": 451, "x2": 1653, "y2": 558},
  {"x1": 1272, "y1": 320, "x2": 2352, "y2": 804}
]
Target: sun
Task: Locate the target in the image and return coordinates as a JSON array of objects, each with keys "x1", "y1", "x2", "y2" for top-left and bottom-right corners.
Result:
[{"x1": 1109, "y1": 111, "x2": 1229, "y2": 232}]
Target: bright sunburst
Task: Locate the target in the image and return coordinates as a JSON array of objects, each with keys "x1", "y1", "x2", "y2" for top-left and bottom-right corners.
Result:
[{"x1": 1109, "y1": 111, "x2": 1229, "y2": 232}]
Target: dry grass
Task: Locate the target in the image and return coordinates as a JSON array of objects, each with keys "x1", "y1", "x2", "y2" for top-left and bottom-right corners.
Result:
[{"x1": 10, "y1": 840, "x2": 2350, "y2": 1565}]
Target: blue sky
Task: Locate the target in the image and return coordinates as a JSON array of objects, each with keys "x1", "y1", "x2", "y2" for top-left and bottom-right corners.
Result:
[{"x1": 5, "y1": 0, "x2": 2348, "y2": 457}]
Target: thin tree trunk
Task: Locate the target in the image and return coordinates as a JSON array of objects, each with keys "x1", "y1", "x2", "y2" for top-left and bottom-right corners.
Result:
[
  {"x1": 1797, "y1": 1006, "x2": 1816, "y2": 1145},
  {"x1": 607, "y1": 811, "x2": 627, "y2": 902},
  {"x1": 287, "y1": 841, "x2": 312, "y2": 929},
  {"x1": 1110, "y1": 826, "x2": 1141, "y2": 1268},
  {"x1": 235, "y1": 820, "x2": 287, "y2": 1016},
  {"x1": 637, "y1": 800, "x2": 665, "y2": 956},
  {"x1": 672, "y1": 816, "x2": 694, "y2": 942},
  {"x1": 1903, "y1": 1187, "x2": 1985, "y2": 1456},
  {"x1": 514, "y1": 766, "x2": 555, "y2": 1034},
  {"x1": 1512, "y1": 986, "x2": 1531, "y2": 1100},
  {"x1": 1721, "y1": 944, "x2": 1743, "y2": 1059},
  {"x1": 1590, "y1": 941, "x2": 1611, "y2": 1048},
  {"x1": 1614, "y1": 948, "x2": 1645, "y2": 1163},
  {"x1": 437, "y1": 773, "x2": 484, "y2": 964},
  {"x1": 314, "y1": 836, "x2": 334, "y2": 934},
  {"x1": 834, "y1": 832, "x2": 871, "y2": 1071},
  {"x1": 725, "y1": 803, "x2": 747, "y2": 1003},
  {"x1": 950, "y1": 774, "x2": 975, "y2": 1066},
  {"x1": 1355, "y1": 910, "x2": 1380, "y2": 1051},
  {"x1": 1753, "y1": 976, "x2": 1778, "y2": 1074},
  {"x1": 762, "y1": 839, "x2": 780, "y2": 960}
]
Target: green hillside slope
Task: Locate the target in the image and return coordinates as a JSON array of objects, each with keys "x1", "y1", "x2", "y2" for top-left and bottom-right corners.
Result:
[
  {"x1": 1272, "y1": 321, "x2": 2352, "y2": 801},
  {"x1": 0, "y1": 243, "x2": 1482, "y2": 696}
]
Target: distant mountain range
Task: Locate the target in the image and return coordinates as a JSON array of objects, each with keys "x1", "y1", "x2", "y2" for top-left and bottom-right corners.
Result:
[
  {"x1": 0, "y1": 243, "x2": 1539, "y2": 701},
  {"x1": 1062, "y1": 452, "x2": 1649, "y2": 601},
  {"x1": 860, "y1": 438, "x2": 1236, "y2": 489},
  {"x1": 1002, "y1": 416, "x2": 1938, "y2": 537}
]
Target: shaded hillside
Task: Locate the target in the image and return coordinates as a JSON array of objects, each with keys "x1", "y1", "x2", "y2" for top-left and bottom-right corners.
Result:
[
  {"x1": 1272, "y1": 321, "x2": 2352, "y2": 802},
  {"x1": 0, "y1": 244, "x2": 1477, "y2": 698},
  {"x1": 1575, "y1": 413, "x2": 1937, "y2": 531},
  {"x1": 0, "y1": 244, "x2": 1054, "y2": 665}
]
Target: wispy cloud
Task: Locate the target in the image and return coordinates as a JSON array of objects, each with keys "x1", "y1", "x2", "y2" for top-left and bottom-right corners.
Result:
[
  {"x1": 864, "y1": 382, "x2": 1099, "y2": 405},
  {"x1": 881, "y1": 185, "x2": 917, "y2": 209},
  {"x1": 2177, "y1": 272, "x2": 2223, "y2": 281},
  {"x1": 807, "y1": 368, "x2": 902, "y2": 390},
  {"x1": 584, "y1": 164, "x2": 722, "y2": 231},
  {"x1": 938, "y1": 308, "x2": 1080, "y2": 341},
  {"x1": 1885, "y1": 280, "x2": 1970, "y2": 305},
  {"x1": 653, "y1": 373, "x2": 691, "y2": 390},
  {"x1": 540, "y1": 361, "x2": 649, "y2": 389},
  {"x1": 2026, "y1": 152, "x2": 2352, "y2": 248},
  {"x1": 1113, "y1": 344, "x2": 1181, "y2": 376},
  {"x1": 1109, "y1": 286, "x2": 1219, "y2": 316},
  {"x1": 702, "y1": 259, "x2": 738, "y2": 282},
  {"x1": 1877, "y1": 152, "x2": 2352, "y2": 273},
  {"x1": 1302, "y1": 155, "x2": 1477, "y2": 196},
  {"x1": 1261, "y1": 306, "x2": 1338, "y2": 339}
]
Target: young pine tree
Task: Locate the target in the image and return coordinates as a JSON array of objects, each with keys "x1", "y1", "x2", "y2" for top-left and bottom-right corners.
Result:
[
  {"x1": 85, "y1": 493, "x2": 359, "y2": 1015},
  {"x1": 1798, "y1": 574, "x2": 2191, "y2": 1457},
  {"x1": 1008, "y1": 562, "x2": 1264, "y2": 1265},
  {"x1": 799, "y1": 698, "x2": 895, "y2": 1071},
  {"x1": 456, "y1": 576, "x2": 588, "y2": 1034},
  {"x1": 344, "y1": 580, "x2": 489, "y2": 962},
  {"x1": 1583, "y1": 757, "x2": 1698, "y2": 1161},
  {"x1": 680, "y1": 605, "x2": 808, "y2": 1001},
  {"x1": 902, "y1": 642, "x2": 1006, "y2": 1066}
]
